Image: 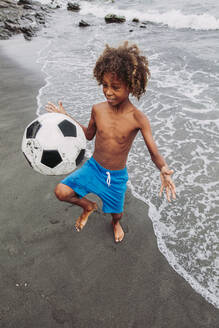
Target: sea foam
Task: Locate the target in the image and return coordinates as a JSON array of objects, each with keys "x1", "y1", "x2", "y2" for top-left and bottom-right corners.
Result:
[
  {"x1": 79, "y1": 2, "x2": 219, "y2": 30},
  {"x1": 36, "y1": 0, "x2": 219, "y2": 30}
]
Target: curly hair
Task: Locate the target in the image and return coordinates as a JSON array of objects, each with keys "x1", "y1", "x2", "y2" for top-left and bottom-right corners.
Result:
[{"x1": 93, "y1": 41, "x2": 150, "y2": 100}]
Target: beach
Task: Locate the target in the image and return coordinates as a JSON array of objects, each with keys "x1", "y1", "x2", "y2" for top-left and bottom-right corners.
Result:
[{"x1": 0, "y1": 36, "x2": 219, "y2": 328}]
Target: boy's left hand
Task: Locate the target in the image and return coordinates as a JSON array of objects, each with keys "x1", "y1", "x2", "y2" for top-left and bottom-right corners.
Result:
[
  {"x1": 159, "y1": 167, "x2": 176, "y2": 202},
  {"x1": 45, "y1": 101, "x2": 67, "y2": 115}
]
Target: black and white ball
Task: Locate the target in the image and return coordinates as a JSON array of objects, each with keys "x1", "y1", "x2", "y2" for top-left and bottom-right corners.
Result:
[{"x1": 22, "y1": 113, "x2": 86, "y2": 175}]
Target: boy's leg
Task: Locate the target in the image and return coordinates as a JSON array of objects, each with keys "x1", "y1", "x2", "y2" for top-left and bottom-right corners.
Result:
[
  {"x1": 55, "y1": 183, "x2": 97, "y2": 231},
  {"x1": 111, "y1": 213, "x2": 124, "y2": 243}
]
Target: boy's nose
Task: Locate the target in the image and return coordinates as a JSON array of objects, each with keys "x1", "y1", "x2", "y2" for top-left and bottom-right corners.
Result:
[{"x1": 106, "y1": 88, "x2": 113, "y2": 96}]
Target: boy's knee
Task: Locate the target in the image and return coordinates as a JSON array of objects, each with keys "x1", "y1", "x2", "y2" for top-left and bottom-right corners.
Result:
[{"x1": 54, "y1": 184, "x2": 68, "y2": 201}]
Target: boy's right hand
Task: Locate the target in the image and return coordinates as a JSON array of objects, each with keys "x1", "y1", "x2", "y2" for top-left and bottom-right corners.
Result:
[
  {"x1": 46, "y1": 101, "x2": 67, "y2": 115},
  {"x1": 159, "y1": 167, "x2": 176, "y2": 202}
]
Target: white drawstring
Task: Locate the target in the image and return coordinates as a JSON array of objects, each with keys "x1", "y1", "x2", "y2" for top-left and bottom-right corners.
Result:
[{"x1": 106, "y1": 171, "x2": 111, "y2": 187}]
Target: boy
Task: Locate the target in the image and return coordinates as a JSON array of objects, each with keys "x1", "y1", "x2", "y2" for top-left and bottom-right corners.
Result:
[{"x1": 46, "y1": 42, "x2": 176, "y2": 243}]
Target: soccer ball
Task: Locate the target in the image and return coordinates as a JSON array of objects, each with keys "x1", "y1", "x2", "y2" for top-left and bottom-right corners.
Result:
[{"x1": 22, "y1": 113, "x2": 86, "y2": 175}]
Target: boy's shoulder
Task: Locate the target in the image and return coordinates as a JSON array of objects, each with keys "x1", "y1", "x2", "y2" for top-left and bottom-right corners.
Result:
[
  {"x1": 92, "y1": 101, "x2": 108, "y2": 112},
  {"x1": 132, "y1": 106, "x2": 148, "y2": 120},
  {"x1": 131, "y1": 106, "x2": 150, "y2": 130}
]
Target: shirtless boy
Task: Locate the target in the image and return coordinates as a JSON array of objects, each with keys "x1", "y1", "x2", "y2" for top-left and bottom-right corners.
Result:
[{"x1": 46, "y1": 42, "x2": 176, "y2": 243}]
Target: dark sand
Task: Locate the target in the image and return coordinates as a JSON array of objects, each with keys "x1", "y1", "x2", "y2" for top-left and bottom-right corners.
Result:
[{"x1": 0, "y1": 39, "x2": 218, "y2": 328}]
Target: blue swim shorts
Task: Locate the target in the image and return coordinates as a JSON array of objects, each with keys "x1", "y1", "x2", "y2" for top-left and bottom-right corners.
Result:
[{"x1": 61, "y1": 157, "x2": 128, "y2": 213}]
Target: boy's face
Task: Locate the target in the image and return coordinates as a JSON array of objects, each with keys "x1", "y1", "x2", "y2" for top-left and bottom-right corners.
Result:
[{"x1": 102, "y1": 73, "x2": 130, "y2": 107}]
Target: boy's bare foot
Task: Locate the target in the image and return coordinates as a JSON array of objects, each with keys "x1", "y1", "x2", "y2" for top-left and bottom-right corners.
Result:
[
  {"x1": 75, "y1": 202, "x2": 98, "y2": 232},
  {"x1": 112, "y1": 219, "x2": 124, "y2": 243}
]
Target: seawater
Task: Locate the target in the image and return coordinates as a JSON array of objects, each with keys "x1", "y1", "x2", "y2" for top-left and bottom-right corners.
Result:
[{"x1": 36, "y1": 0, "x2": 219, "y2": 308}]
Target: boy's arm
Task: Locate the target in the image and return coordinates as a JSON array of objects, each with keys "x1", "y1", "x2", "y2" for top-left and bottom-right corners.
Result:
[
  {"x1": 46, "y1": 101, "x2": 96, "y2": 140},
  {"x1": 136, "y1": 111, "x2": 176, "y2": 201},
  {"x1": 83, "y1": 105, "x2": 97, "y2": 140}
]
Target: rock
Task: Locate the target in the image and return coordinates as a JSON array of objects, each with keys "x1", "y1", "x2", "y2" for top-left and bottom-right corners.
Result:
[
  {"x1": 0, "y1": 0, "x2": 54, "y2": 40},
  {"x1": 0, "y1": 0, "x2": 17, "y2": 8},
  {"x1": 104, "y1": 13, "x2": 126, "y2": 24},
  {"x1": 79, "y1": 19, "x2": 90, "y2": 27},
  {"x1": 67, "y1": 2, "x2": 80, "y2": 12},
  {"x1": 0, "y1": 28, "x2": 12, "y2": 39},
  {"x1": 21, "y1": 25, "x2": 36, "y2": 40},
  {"x1": 4, "y1": 20, "x2": 20, "y2": 32},
  {"x1": 17, "y1": 0, "x2": 33, "y2": 5},
  {"x1": 23, "y1": 4, "x2": 34, "y2": 9},
  {"x1": 132, "y1": 18, "x2": 139, "y2": 23},
  {"x1": 35, "y1": 12, "x2": 46, "y2": 24}
]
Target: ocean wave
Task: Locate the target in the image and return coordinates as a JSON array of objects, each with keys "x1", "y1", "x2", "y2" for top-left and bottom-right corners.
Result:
[
  {"x1": 128, "y1": 182, "x2": 219, "y2": 309},
  {"x1": 27, "y1": 0, "x2": 219, "y2": 30},
  {"x1": 78, "y1": 2, "x2": 219, "y2": 30}
]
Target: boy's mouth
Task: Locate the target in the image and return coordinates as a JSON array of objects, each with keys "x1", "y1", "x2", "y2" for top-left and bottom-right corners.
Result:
[{"x1": 107, "y1": 98, "x2": 116, "y2": 103}]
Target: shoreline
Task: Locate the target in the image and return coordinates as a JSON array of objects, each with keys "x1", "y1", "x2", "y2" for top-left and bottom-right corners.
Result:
[
  {"x1": 0, "y1": 38, "x2": 219, "y2": 327},
  {"x1": 129, "y1": 185, "x2": 219, "y2": 309}
]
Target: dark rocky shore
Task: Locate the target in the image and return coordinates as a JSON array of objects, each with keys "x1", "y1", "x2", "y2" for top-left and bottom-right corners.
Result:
[
  {"x1": 0, "y1": 0, "x2": 146, "y2": 40},
  {"x1": 0, "y1": 0, "x2": 58, "y2": 40}
]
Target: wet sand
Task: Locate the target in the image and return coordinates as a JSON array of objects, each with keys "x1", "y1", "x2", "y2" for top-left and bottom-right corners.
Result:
[{"x1": 0, "y1": 38, "x2": 218, "y2": 328}]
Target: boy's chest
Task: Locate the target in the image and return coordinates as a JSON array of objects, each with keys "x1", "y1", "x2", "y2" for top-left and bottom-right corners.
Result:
[{"x1": 96, "y1": 110, "x2": 138, "y2": 141}]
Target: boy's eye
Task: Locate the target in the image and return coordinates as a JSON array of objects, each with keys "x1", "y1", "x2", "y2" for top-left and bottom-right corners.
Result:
[
  {"x1": 112, "y1": 86, "x2": 120, "y2": 90},
  {"x1": 102, "y1": 84, "x2": 120, "y2": 90}
]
